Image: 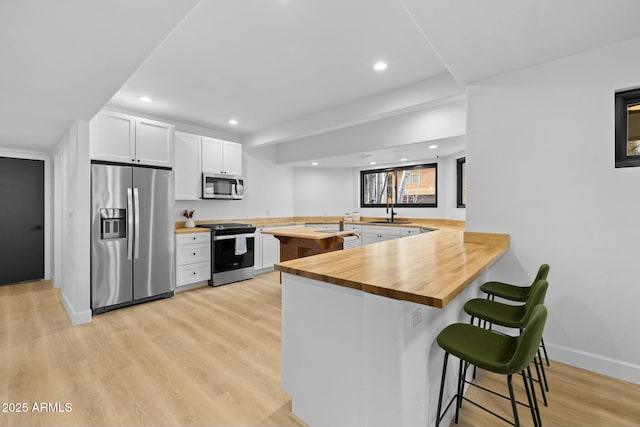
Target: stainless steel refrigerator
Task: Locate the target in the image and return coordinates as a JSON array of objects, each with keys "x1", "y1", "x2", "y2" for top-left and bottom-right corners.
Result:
[{"x1": 91, "y1": 163, "x2": 175, "y2": 314}]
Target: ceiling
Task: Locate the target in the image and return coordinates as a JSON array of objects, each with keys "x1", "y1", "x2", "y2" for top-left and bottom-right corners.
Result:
[{"x1": 3, "y1": 0, "x2": 640, "y2": 158}]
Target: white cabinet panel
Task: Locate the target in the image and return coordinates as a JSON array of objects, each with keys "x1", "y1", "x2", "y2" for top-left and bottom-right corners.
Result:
[
  {"x1": 306, "y1": 223, "x2": 340, "y2": 231},
  {"x1": 222, "y1": 141, "x2": 242, "y2": 175},
  {"x1": 202, "y1": 137, "x2": 242, "y2": 175},
  {"x1": 90, "y1": 111, "x2": 135, "y2": 163},
  {"x1": 176, "y1": 232, "x2": 210, "y2": 245},
  {"x1": 176, "y1": 242, "x2": 210, "y2": 264},
  {"x1": 90, "y1": 110, "x2": 174, "y2": 167},
  {"x1": 202, "y1": 137, "x2": 224, "y2": 174},
  {"x1": 262, "y1": 233, "x2": 280, "y2": 270},
  {"x1": 176, "y1": 232, "x2": 210, "y2": 287},
  {"x1": 399, "y1": 227, "x2": 423, "y2": 237},
  {"x1": 175, "y1": 132, "x2": 202, "y2": 200},
  {"x1": 135, "y1": 118, "x2": 174, "y2": 167},
  {"x1": 177, "y1": 263, "x2": 210, "y2": 285}
]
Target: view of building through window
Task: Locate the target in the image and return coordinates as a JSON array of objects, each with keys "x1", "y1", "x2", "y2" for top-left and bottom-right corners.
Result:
[{"x1": 361, "y1": 164, "x2": 437, "y2": 207}]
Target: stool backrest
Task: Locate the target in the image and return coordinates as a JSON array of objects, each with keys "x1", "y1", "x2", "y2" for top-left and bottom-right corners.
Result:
[
  {"x1": 522, "y1": 279, "x2": 548, "y2": 324},
  {"x1": 508, "y1": 304, "x2": 548, "y2": 374},
  {"x1": 532, "y1": 264, "x2": 550, "y2": 284}
]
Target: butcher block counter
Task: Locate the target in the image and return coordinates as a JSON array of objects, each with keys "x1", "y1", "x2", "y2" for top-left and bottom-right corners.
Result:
[
  {"x1": 262, "y1": 226, "x2": 358, "y2": 262},
  {"x1": 278, "y1": 229, "x2": 509, "y2": 427},
  {"x1": 275, "y1": 230, "x2": 508, "y2": 309}
]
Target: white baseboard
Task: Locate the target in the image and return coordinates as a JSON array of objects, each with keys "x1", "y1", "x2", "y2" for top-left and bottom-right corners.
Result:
[
  {"x1": 61, "y1": 290, "x2": 92, "y2": 326},
  {"x1": 546, "y1": 342, "x2": 640, "y2": 385}
]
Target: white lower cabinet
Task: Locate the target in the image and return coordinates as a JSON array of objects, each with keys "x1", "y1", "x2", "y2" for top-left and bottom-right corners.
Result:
[
  {"x1": 176, "y1": 232, "x2": 211, "y2": 288},
  {"x1": 255, "y1": 225, "x2": 303, "y2": 270},
  {"x1": 361, "y1": 225, "x2": 400, "y2": 245}
]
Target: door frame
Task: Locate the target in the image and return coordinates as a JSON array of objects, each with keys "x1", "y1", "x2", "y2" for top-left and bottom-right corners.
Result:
[{"x1": 0, "y1": 149, "x2": 51, "y2": 283}]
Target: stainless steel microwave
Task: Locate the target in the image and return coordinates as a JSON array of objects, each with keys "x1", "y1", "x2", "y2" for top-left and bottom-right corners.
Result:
[{"x1": 202, "y1": 173, "x2": 244, "y2": 200}]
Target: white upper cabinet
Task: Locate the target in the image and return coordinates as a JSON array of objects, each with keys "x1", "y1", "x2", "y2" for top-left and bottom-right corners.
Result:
[
  {"x1": 135, "y1": 118, "x2": 174, "y2": 167},
  {"x1": 202, "y1": 137, "x2": 242, "y2": 176},
  {"x1": 90, "y1": 110, "x2": 174, "y2": 168},
  {"x1": 174, "y1": 132, "x2": 202, "y2": 200},
  {"x1": 90, "y1": 111, "x2": 135, "y2": 164}
]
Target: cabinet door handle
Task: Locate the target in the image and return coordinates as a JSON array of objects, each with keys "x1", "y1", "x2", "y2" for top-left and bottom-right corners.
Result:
[{"x1": 193, "y1": 252, "x2": 196, "y2": 256}]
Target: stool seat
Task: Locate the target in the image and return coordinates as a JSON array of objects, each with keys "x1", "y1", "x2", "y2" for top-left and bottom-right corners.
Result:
[
  {"x1": 481, "y1": 264, "x2": 549, "y2": 302},
  {"x1": 480, "y1": 281, "x2": 531, "y2": 302},
  {"x1": 464, "y1": 298, "x2": 526, "y2": 328},
  {"x1": 437, "y1": 323, "x2": 518, "y2": 374}
]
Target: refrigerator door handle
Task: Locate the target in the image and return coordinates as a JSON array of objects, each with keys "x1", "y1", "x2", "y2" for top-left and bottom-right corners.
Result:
[
  {"x1": 127, "y1": 188, "x2": 134, "y2": 260},
  {"x1": 134, "y1": 188, "x2": 140, "y2": 259}
]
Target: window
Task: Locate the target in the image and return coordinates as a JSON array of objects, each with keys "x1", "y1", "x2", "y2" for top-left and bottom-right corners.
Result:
[
  {"x1": 615, "y1": 88, "x2": 640, "y2": 168},
  {"x1": 457, "y1": 157, "x2": 466, "y2": 208},
  {"x1": 360, "y1": 163, "x2": 437, "y2": 207}
]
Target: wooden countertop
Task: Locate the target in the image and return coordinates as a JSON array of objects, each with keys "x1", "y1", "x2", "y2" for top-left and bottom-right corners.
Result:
[
  {"x1": 176, "y1": 217, "x2": 465, "y2": 232},
  {"x1": 261, "y1": 227, "x2": 357, "y2": 240},
  {"x1": 175, "y1": 227, "x2": 211, "y2": 234},
  {"x1": 275, "y1": 230, "x2": 508, "y2": 309}
]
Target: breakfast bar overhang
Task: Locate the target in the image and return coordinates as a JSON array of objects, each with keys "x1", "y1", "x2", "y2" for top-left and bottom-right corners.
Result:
[{"x1": 275, "y1": 230, "x2": 509, "y2": 427}]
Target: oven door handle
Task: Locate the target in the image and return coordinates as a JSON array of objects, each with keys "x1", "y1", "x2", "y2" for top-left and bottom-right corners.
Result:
[{"x1": 213, "y1": 233, "x2": 255, "y2": 241}]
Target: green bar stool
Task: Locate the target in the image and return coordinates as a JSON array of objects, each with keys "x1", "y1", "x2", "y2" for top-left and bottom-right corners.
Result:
[
  {"x1": 481, "y1": 264, "x2": 551, "y2": 366},
  {"x1": 435, "y1": 305, "x2": 547, "y2": 427},
  {"x1": 465, "y1": 279, "x2": 549, "y2": 405}
]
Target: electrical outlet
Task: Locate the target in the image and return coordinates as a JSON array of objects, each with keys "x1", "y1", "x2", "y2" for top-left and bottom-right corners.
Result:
[{"x1": 412, "y1": 310, "x2": 422, "y2": 328}]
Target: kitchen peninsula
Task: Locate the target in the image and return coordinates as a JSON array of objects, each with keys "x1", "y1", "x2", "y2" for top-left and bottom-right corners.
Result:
[
  {"x1": 261, "y1": 226, "x2": 357, "y2": 262},
  {"x1": 275, "y1": 229, "x2": 509, "y2": 427}
]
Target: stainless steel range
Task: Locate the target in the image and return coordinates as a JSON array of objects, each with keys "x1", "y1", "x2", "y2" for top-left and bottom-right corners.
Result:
[{"x1": 197, "y1": 223, "x2": 256, "y2": 286}]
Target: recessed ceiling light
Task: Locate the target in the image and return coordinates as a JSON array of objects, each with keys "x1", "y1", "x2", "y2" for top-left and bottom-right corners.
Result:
[
  {"x1": 373, "y1": 61, "x2": 387, "y2": 72},
  {"x1": 138, "y1": 96, "x2": 152, "y2": 103},
  {"x1": 311, "y1": 162, "x2": 318, "y2": 166},
  {"x1": 369, "y1": 161, "x2": 377, "y2": 165},
  {"x1": 228, "y1": 119, "x2": 238, "y2": 125},
  {"x1": 429, "y1": 144, "x2": 438, "y2": 149},
  {"x1": 400, "y1": 158, "x2": 408, "y2": 161}
]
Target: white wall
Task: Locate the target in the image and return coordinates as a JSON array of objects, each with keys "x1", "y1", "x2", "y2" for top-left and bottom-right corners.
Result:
[
  {"x1": 466, "y1": 36, "x2": 640, "y2": 383},
  {"x1": 277, "y1": 100, "x2": 466, "y2": 164},
  {"x1": 53, "y1": 121, "x2": 91, "y2": 325},
  {"x1": 176, "y1": 145, "x2": 294, "y2": 221},
  {"x1": 293, "y1": 167, "x2": 354, "y2": 216}
]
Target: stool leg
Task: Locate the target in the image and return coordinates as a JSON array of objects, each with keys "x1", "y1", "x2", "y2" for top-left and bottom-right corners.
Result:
[
  {"x1": 455, "y1": 358, "x2": 465, "y2": 422},
  {"x1": 541, "y1": 337, "x2": 550, "y2": 366},
  {"x1": 538, "y1": 349, "x2": 550, "y2": 391},
  {"x1": 521, "y1": 370, "x2": 539, "y2": 427},
  {"x1": 527, "y1": 365, "x2": 543, "y2": 427},
  {"x1": 507, "y1": 374, "x2": 520, "y2": 427},
  {"x1": 436, "y1": 352, "x2": 449, "y2": 427},
  {"x1": 533, "y1": 354, "x2": 548, "y2": 406}
]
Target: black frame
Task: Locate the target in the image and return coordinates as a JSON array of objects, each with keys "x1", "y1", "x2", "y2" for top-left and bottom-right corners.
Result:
[
  {"x1": 360, "y1": 163, "x2": 438, "y2": 208},
  {"x1": 615, "y1": 88, "x2": 640, "y2": 168},
  {"x1": 456, "y1": 157, "x2": 466, "y2": 208}
]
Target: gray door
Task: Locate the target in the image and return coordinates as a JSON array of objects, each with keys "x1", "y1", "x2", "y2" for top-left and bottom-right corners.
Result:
[
  {"x1": 132, "y1": 167, "x2": 175, "y2": 300},
  {"x1": 91, "y1": 164, "x2": 133, "y2": 308},
  {"x1": 0, "y1": 157, "x2": 44, "y2": 285}
]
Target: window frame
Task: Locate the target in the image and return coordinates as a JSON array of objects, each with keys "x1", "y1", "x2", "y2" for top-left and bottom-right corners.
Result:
[
  {"x1": 615, "y1": 88, "x2": 640, "y2": 168},
  {"x1": 360, "y1": 163, "x2": 438, "y2": 208},
  {"x1": 456, "y1": 157, "x2": 466, "y2": 208}
]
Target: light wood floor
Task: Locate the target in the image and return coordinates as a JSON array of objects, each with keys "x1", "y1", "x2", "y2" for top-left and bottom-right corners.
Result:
[{"x1": 2, "y1": 273, "x2": 640, "y2": 427}]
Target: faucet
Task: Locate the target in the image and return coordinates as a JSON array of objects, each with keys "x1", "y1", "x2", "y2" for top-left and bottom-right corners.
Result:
[{"x1": 386, "y1": 203, "x2": 396, "y2": 223}]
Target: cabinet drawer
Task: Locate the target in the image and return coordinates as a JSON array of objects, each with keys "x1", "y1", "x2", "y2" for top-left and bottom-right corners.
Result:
[
  {"x1": 399, "y1": 226, "x2": 422, "y2": 236},
  {"x1": 343, "y1": 224, "x2": 362, "y2": 232},
  {"x1": 361, "y1": 225, "x2": 400, "y2": 238},
  {"x1": 176, "y1": 242, "x2": 210, "y2": 265},
  {"x1": 177, "y1": 262, "x2": 210, "y2": 286},
  {"x1": 176, "y1": 232, "x2": 210, "y2": 245}
]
